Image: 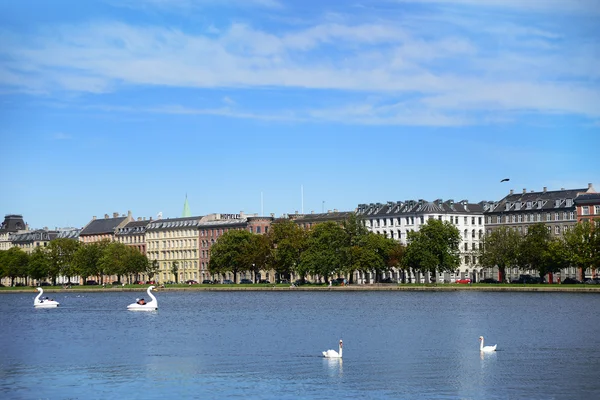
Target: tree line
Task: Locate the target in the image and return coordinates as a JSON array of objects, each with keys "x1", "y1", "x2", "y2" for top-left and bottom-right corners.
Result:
[
  {"x1": 0, "y1": 239, "x2": 155, "y2": 286},
  {"x1": 480, "y1": 221, "x2": 600, "y2": 282},
  {"x1": 209, "y1": 215, "x2": 463, "y2": 283}
]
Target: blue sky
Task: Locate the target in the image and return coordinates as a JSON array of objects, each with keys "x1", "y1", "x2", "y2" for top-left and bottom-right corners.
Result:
[{"x1": 1, "y1": 0, "x2": 599, "y2": 229}]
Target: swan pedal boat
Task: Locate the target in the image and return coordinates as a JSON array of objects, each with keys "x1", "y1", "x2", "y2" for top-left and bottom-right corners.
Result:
[
  {"x1": 34, "y1": 287, "x2": 59, "y2": 308},
  {"x1": 127, "y1": 286, "x2": 158, "y2": 311}
]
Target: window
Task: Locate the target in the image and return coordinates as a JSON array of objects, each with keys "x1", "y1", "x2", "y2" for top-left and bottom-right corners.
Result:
[
  {"x1": 537, "y1": 213, "x2": 541, "y2": 222},
  {"x1": 478, "y1": 217, "x2": 482, "y2": 225},
  {"x1": 566, "y1": 199, "x2": 572, "y2": 207},
  {"x1": 464, "y1": 216, "x2": 468, "y2": 224},
  {"x1": 582, "y1": 206, "x2": 590, "y2": 215},
  {"x1": 496, "y1": 216, "x2": 501, "y2": 223},
  {"x1": 555, "y1": 226, "x2": 560, "y2": 235},
  {"x1": 472, "y1": 217, "x2": 475, "y2": 224},
  {"x1": 438, "y1": 215, "x2": 442, "y2": 221},
  {"x1": 555, "y1": 212, "x2": 559, "y2": 221},
  {"x1": 546, "y1": 213, "x2": 551, "y2": 221},
  {"x1": 595, "y1": 206, "x2": 600, "y2": 215},
  {"x1": 256, "y1": 226, "x2": 261, "y2": 234},
  {"x1": 518, "y1": 214, "x2": 522, "y2": 223},
  {"x1": 569, "y1": 212, "x2": 574, "y2": 220},
  {"x1": 464, "y1": 243, "x2": 468, "y2": 250},
  {"x1": 465, "y1": 256, "x2": 470, "y2": 265},
  {"x1": 512, "y1": 215, "x2": 516, "y2": 223}
]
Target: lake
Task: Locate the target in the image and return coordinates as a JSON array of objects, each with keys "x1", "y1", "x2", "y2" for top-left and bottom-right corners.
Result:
[{"x1": 2, "y1": 289, "x2": 600, "y2": 399}]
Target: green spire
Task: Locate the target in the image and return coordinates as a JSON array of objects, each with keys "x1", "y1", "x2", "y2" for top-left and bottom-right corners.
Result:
[{"x1": 182, "y1": 195, "x2": 191, "y2": 217}]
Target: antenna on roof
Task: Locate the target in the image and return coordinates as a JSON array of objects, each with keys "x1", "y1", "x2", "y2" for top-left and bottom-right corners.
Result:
[{"x1": 301, "y1": 185, "x2": 304, "y2": 214}]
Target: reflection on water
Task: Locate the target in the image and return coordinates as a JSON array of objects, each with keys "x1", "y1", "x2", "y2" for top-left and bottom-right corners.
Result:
[{"x1": 2, "y1": 290, "x2": 600, "y2": 399}]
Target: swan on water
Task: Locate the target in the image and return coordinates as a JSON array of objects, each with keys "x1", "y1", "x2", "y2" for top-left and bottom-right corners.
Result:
[
  {"x1": 34, "y1": 287, "x2": 59, "y2": 308},
  {"x1": 479, "y1": 336, "x2": 497, "y2": 352},
  {"x1": 323, "y1": 340, "x2": 343, "y2": 358},
  {"x1": 127, "y1": 286, "x2": 158, "y2": 311}
]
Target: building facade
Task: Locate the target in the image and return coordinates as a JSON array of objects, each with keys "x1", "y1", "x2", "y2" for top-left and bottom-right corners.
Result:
[
  {"x1": 483, "y1": 184, "x2": 596, "y2": 281},
  {"x1": 0, "y1": 214, "x2": 28, "y2": 251},
  {"x1": 115, "y1": 218, "x2": 150, "y2": 255},
  {"x1": 198, "y1": 213, "x2": 273, "y2": 283},
  {"x1": 79, "y1": 212, "x2": 133, "y2": 244},
  {"x1": 9, "y1": 229, "x2": 59, "y2": 254},
  {"x1": 146, "y1": 216, "x2": 202, "y2": 284},
  {"x1": 356, "y1": 199, "x2": 485, "y2": 283},
  {"x1": 574, "y1": 193, "x2": 600, "y2": 224}
]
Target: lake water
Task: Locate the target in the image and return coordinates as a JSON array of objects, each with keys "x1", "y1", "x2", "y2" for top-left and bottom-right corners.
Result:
[{"x1": 2, "y1": 290, "x2": 600, "y2": 399}]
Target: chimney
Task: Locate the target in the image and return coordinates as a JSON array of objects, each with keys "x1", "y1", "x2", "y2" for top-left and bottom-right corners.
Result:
[
  {"x1": 137, "y1": 217, "x2": 142, "y2": 221},
  {"x1": 510, "y1": 189, "x2": 514, "y2": 195},
  {"x1": 93, "y1": 216, "x2": 96, "y2": 220},
  {"x1": 328, "y1": 210, "x2": 332, "y2": 213},
  {"x1": 270, "y1": 213, "x2": 274, "y2": 218},
  {"x1": 295, "y1": 211, "x2": 298, "y2": 214},
  {"x1": 589, "y1": 183, "x2": 593, "y2": 189},
  {"x1": 104, "y1": 214, "x2": 109, "y2": 219},
  {"x1": 561, "y1": 188, "x2": 565, "y2": 191},
  {"x1": 128, "y1": 210, "x2": 132, "y2": 218},
  {"x1": 543, "y1": 187, "x2": 547, "y2": 193},
  {"x1": 334, "y1": 209, "x2": 338, "y2": 212},
  {"x1": 113, "y1": 212, "x2": 119, "y2": 218},
  {"x1": 523, "y1": 188, "x2": 526, "y2": 194}
]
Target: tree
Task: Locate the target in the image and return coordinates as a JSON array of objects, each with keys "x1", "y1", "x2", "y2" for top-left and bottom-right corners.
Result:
[
  {"x1": 98, "y1": 241, "x2": 130, "y2": 283},
  {"x1": 388, "y1": 242, "x2": 408, "y2": 282},
  {"x1": 47, "y1": 238, "x2": 80, "y2": 285},
  {"x1": 146, "y1": 259, "x2": 159, "y2": 282},
  {"x1": 28, "y1": 247, "x2": 50, "y2": 283},
  {"x1": 3, "y1": 247, "x2": 29, "y2": 286},
  {"x1": 268, "y1": 219, "x2": 308, "y2": 282},
  {"x1": 402, "y1": 219, "x2": 460, "y2": 281},
  {"x1": 520, "y1": 223, "x2": 553, "y2": 280},
  {"x1": 341, "y1": 213, "x2": 369, "y2": 282},
  {"x1": 479, "y1": 226, "x2": 523, "y2": 282},
  {"x1": 300, "y1": 222, "x2": 346, "y2": 282},
  {"x1": 353, "y1": 232, "x2": 395, "y2": 282},
  {"x1": 209, "y1": 229, "x2": 255, "y2": 283},
  {"x1": 171, "y1": 261, "x2": 179, "y2": 283},
  {"x1": 125, "y1": 246, "x2": 149, "y2": 284},
  {"x1": 563, "y1": 220, "x2": 600, "y2": 280},
  {"x1": 246, "y1": 234, "x2": 271, "y2": 282},
  {"x1": 73, "y1": 241, "x2": 108, "y2": 283}
]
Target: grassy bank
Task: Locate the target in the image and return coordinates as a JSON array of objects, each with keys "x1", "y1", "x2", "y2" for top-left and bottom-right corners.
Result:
[{"x1": 2, "y1": 283, "x2": 600, "y2": 293}]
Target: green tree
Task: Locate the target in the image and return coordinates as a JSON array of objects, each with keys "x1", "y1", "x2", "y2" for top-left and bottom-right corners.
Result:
[
  {"x1": 268, "y1": 219, "x2": 308, "y2": 282},
  {"x1": 246, "y1": 234, "x2": 271, "y2": 282},
  {"x1": 73, "y1": 241, "x2": 108, "y2": 283},
  {"x1": 563, "y1": 221, "x2": 600, "y2": 281},
  {"x1": 146, "y1": 259, "x2": 160, "y2": 282},
  {"x1": 47, "y1": 238, "x2": 80, "y2": 285},
  {"x1": 341, "y1": 213, "x2": 369, "y2": 282},
  {"x1": 300, "y1": 222, "x2": 346, "y2": 282},
  {"x1": 402, "y1": 219, "x2": 460, "y2": 281},
  {"x1": 98, "y1": 241, "x2": 130, "y2": 283},
  {"x1": 388, "y1": 241, "x2": 408, "y2": 282},
  {"x1": 28, "y1": 247, "x2": 50, "y2": 283},
  {"x1": 520, "y1": 223, "x2": 553, "y2": 280},
  {"x1": 171, "y1": 261, "x2": 179, "y2": 283},
  {"x1": 125, "y1": 246, "x2": 149, "y2": 284},
  {"x1": 3, "y1": 247, "x2": 29, "y2": 286},
  {"x1": 209, "y1": 229, "x2": 255, "y2": 283},
  {"x1": 479, "y1": 226, "x2": 523, "y2": 283},
  {"x1": 353, "y1": 232, "x2": 395, "y2": 282}
]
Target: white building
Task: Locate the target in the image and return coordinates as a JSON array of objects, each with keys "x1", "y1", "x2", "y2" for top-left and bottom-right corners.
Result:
[{"x1": 356, "y1": 199, "x2": 485, "y2": 283}]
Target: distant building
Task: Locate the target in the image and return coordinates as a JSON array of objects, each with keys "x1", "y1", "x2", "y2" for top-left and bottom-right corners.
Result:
[
  {"x1": 198, "y1": 213, "x2": 273, "y2": 283},
  {"x1": 0, "y1": 214, "x2": 28, "y2": 251},
  {"x1": 115, "y1": 218, "x2": 151, "y2": 255},
  {"x1": 288, "y1": 209, "x2": 354, "y2": 229},
  {"x1": 146, "y1": 215, "x2": 202, "y2": 283},
  {"x1": 79, "y1": 212, "x2": 133, "y2": 244},
  {"x1": 574, "y1": 192, "x2": 600, "y2": 224},
  {"x1": 356, "y1": 199, "x2": 485, "y2": 283},
  {"x1": 9, "y1": 229, "x2": 59, "y2": 254}
]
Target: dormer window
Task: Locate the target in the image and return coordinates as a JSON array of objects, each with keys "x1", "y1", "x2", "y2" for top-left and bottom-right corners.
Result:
[
  {"x1": 555, "y1": 199, "x2": 561, "y2": 207},
  {"x1": 515, "y1": 203, "x2": 521, "y2": 211},
  {"x1": 566, "y1": 199, "x2": 572, "y2": 207},
  {"x1": 527, "y1": 201, "x2": 532, "y2": 209},
  {"x1": 538, "y1": 200, "x2": 543, "y2": 208}
]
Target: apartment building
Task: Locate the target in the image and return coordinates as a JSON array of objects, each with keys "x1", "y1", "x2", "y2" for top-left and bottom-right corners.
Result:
[
  {"x1": 79, "y1": 212, "x2": 133, "y2": 244},
  {"x1": 0, "y1": 214, "x2": 28, "y2": 251},
  {"x1": 115, "y1": 218, "x2": 150, "y2": 255},
  {"x1": 356, "y1": 199, "x2": 485, "y2": 283},
  {"x1": 574, "y1": 192, "x2": 600, "y2": 224}
]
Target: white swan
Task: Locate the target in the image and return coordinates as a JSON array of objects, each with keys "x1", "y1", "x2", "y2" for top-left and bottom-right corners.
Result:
[
  {"x1": 127, "y1": 286, "x2": 158, "y2": 311},
  {"x1": 479, "y1": 336, "x2": 497, "y2": 352},
  {"x1": 323, "y1": 339, "x2": 343, "y2": 358},
  {"x1": 34, "y1": 287, "x2": 59, "y2": 308}
]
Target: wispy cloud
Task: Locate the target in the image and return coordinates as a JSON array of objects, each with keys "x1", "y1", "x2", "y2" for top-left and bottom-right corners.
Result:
[
  {"x1": 1, "y1": 0, "x2": 598, "y2": 126},
  {"x1": 394, "y1": 0, "x2": 600, "y2": 14}
]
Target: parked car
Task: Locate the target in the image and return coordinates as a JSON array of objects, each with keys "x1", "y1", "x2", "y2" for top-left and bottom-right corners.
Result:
[
  {"x1": 134, "y1": 280, "x2": 145, "y2": 284},
  {"x1": 146, "y1": 280, "x2": 156, "y2": 284},
  {"x1": 85, "y1": 280, "x2": 99, "y2": 285},
  {"x1": 111, "y1": 281, "x2": 122, "y2": 285},
  {"x1": 511, "y1": 275, "x2": 543, "y2": 284},
  {"x1": 277, "y1": 279, "x2": 289, "y2": 284},
  {"x1": 562, "y1": 277, "x2": 582, "y2": 284},
  {"x1": 294, "y1": 279, "x2": 311, "y2": 286},
  {"x1": 480, "y1": 278, "x2": 500, "y2": 284},
  {"x1": 202, "y1": 280, "x2": 214, "y2": 284},
  {"x1": 239, "y1": 278, "x2": 253, "y2": 284},
  {"x1": 380, "y1": 277, "x2": 397, "y2": 284},
  {"x1": 39, "y1": 282, "x2": 52, "y2": 286},
  {"x1": 185, "y1": 280, "x2": 198, "y2": 285},
  {"x1": 222, "y1": 280, "x2": 234, "y2": 284},
  {"x1": 456, "y1": 278, "x2": 471, "y2": 284},
  {"x1": 584, "y1": 278, "x2": 600, "y2": 285},
  {"x1": 258, "y1": 279, "x2": 270, "y2": 284}
]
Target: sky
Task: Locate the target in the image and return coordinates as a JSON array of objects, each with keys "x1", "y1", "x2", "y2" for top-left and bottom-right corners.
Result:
[{"x1": 1, "y1": 0, "x2": 599, "y2": 230}]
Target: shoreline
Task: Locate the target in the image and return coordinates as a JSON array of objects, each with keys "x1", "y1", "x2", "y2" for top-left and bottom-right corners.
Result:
[{"x1": 2, "y1": 285, "x2": 600, "y2": 293}]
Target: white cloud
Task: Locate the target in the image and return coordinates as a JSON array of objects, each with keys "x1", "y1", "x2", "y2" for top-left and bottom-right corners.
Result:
[
  {"x1": 394, "y1": 0, "x2": 600, "y2": 14},
  {"x1": 1, "y1": 1, "x2": 598, "y2": 126}
]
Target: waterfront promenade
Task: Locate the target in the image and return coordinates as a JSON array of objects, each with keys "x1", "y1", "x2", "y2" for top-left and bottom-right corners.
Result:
[{"x1": 3, "y1": 284, "x2": 600, "y2": 293}]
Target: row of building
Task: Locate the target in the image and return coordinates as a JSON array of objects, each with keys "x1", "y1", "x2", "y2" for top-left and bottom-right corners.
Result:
[{"x1": 1, "y1": 184, "x2": 599, "y2": 285}]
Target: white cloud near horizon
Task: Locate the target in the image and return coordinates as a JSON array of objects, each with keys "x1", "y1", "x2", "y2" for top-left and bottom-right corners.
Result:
[{"x1": 0, "y1": 1, "x2": 598, "y2": 126}]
